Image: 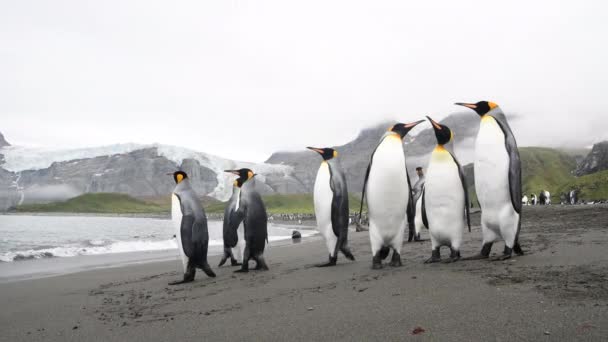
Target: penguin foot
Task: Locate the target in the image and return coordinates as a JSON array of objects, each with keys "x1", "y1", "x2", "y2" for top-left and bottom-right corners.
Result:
[
  {"x1": 424, "y1": 256, "x2": 441, "y2": 264},
  {"x1": 372, "y1": 253, "x2": 384, "y2": 269},
  {"x1": 444, "y1": 249, "x2": 461, "y2": 263},
  {"x1": 513, "y1": 242, "x2": 524, "y2": 256},
  {"x1": 389, "y1": 251, "x2": 402, "y2": 267},
  {"x1": 234, "y1": 269, "x2": 249, "y2": 273},
  {"x1": 341, "y1": 248, "x2": 355, "y2": 261},
  {"x1": 461, "y1": 254, "x2": 489, "y2": 261},
  {"x1": 424, "y1": 248, "x2": 441, "y2": 264},
  {"x1": 218, "y1": 256, "x2": 228, "y2": 267},
  {"x1": 372, "y1": 262, "x2": 384, "y2": 270},
  {"x1": 414, "y1": 234, "x2": 421, "y2": 242},
  {"x1": 168, "y1": 274, "x2": 195, "y2": 285},
  {"x1": 491, "y1": 254, "x2": 512, "y2": 261},
  {"x1": 254, "y1": 256, "x2": 270, "y2": 271},
  {"x1": 316, "y1": 259, "x2": 337, "y2": 267},
  {"x1": 230, "y1": 259, "x2": 242, "y2": 266}
]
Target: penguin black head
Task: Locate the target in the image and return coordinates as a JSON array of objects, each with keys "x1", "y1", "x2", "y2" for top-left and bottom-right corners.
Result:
[
  {"x1": 168, "y1": 171, "x2": 188, "y2": 184},
  {"x1": 426, "y1": 116, "x2": 453, "y2": 146},
  {"x1": 389, "y1": 120, "x2": 425, "y2": 139},
  {"x1": 306, "y1": 147, "x2": 337, "y2": 161},
  {"x1": 224, "y1": 168, "x2": 255, "y2": 188},
  {"x1": 454, "y1": 101, "x2": 498, "y2": 116}
]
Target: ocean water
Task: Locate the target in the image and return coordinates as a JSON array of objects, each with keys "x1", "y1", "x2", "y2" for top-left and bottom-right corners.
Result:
[{"x1": 0, "y1": 215, "x2": 316, "y2": 263}]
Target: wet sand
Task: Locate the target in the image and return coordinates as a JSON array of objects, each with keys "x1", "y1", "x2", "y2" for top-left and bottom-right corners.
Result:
[{"x1": 1, "y1": 205, "x2": 607, "y2": 341}]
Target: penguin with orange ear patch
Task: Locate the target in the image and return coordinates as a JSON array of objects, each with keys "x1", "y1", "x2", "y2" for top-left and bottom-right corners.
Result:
[
  {"x1": 422, "y1": 117, "x2": 471, "y2": 263},
  {"x1": 224, "y1": 168, "x2": 269, "y2": 272},
  {"x1": 455, "y1": 101, "x2": 523, "y2": 260},
  {"x1": 308, "y1": 147, "x2": 355, "y2": 267},
  {"x1": 168, "y1": 171, "x2": 216, "y2": 285},
  {"x1": 359, "y1": 120, "x2": 424, "y2": 269}
]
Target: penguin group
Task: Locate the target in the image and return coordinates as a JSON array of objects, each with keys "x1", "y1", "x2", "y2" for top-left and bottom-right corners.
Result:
[{"x1": 167, "y1": 101, "x2": 524, "y2": 284}]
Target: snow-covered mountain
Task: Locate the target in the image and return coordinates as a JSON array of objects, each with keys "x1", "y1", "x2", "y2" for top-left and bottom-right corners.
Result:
[{"x1": 0, "y1": 141, "x2": 304, "y2": 210}]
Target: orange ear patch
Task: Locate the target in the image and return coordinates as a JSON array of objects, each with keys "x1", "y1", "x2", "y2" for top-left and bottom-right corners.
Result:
[
  {"x1": 489, "y1": 102, "x2": 498, "y2": 109},
  {"x1": 176, "y1": 174, "x2": 184, "y2": 183},
  {"x1": 247, "y1": 171, "x2": 254, "y2": 179}
]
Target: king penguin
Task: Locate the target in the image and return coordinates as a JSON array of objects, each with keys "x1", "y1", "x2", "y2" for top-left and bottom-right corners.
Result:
[
  {"x1": 218, "y1": 179, "x2": 245, "y2": 267},
  {"x1": 224, "y1": 168, "x2": 269, "y2": 272},
  {"x1": 455, "y1": 101, "x2": 524, "y2": 260},
  {"x1": 168, "y1": 171, "x2": 216, "y2": 285},
  {"x1": 359, "y1": 121, "x2": 424, "y2": 269},
  {"x1": 422, "y1": 117, "x2": 471, "y2": 263},
  {"x1": 307, "y1": 147, "x2": 355, "y2": 267}
]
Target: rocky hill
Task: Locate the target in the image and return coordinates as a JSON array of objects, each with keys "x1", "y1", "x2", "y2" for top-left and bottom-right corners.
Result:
[
  {"x1": 0, "y1": 132, "x2": 9, "y2": 148},
  {"x1": 576, "y1": 141, "x2": 608, "y2": 176}
]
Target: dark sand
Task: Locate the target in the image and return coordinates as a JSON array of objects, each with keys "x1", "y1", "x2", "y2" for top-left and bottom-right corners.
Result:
[{"x1": 1, "y1": 205, "x2": 607, "y2": 341}]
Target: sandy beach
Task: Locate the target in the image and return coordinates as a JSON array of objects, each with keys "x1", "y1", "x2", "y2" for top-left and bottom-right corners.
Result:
[{"x1": 1, "y1": 205, "x2": 607, "y2": 341}]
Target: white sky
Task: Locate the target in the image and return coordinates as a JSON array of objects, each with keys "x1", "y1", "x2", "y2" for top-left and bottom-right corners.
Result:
[{"x1": 1, "y1": 0, "x2": 607, "y2": 162}]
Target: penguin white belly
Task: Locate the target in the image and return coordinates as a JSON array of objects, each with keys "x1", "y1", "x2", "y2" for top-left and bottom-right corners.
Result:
[
  {"x1": 475, "y1": 117, "x2": 517, "y2": 238},
  {"x1": 232, "y1": 223, "x2": 245, "y2": 262},
  {"x1": 425, "y1": 149, "x2": 464, "y2": 248},
  {"x1": 171, "y1": 194, "x2": 188, "y2": 272},
  {"x1": 313, "y1": 162, "x2": 338, "y2": 256},
  {"x1": 366, "y1": 136, "x2": 409, "y2": 252},
  {"x1": 414, "y1": 196, "x2": 423, "y2": 235}
]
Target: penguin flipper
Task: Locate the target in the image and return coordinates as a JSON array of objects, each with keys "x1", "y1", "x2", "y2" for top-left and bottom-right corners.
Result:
[
  {"x1": 328, "y1": 161, "x2": 349, "y2": 239},
  {"x1": 421, "y1": 188, "x2": 429, "y2": 229},
  {"x1": 179, "y1": 215, "x2": 196, "y2": 258},
  {"x1": 405, "y1": 164, "x2": 415, "y2": 226},
  {"x1": 358, "y1": 138, "x2": 384, "y2": 221},
  {"x1": 191, "y1": 221, "x2": 211, "y2": 265},
  {"x1": 223, "y1": 204, "x2": 244, "y2": 248},
  {"x1": 491, "y1": 112, "x2": 522, "y2": 215},
  {"x1": 447, "y1": 151, "x2": 471, "y2": 232},
  {"x1": 358, "y1": 159, "x2": 372, "y2": 221}
]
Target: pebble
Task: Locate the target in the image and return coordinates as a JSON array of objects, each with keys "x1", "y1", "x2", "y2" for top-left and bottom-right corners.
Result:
[
  {"x1": 544, "y1": 331, "x2": 550, "y2": 335},
  {"x1": 307, "y1": 307, "x2": 314, "y2": 311}
]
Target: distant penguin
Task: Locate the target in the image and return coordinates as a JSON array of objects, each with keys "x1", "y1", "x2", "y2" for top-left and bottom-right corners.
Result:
[
  {"x1": 530, "y1": 194, "x2": 537, "y2": 205},
  {"x1": 168, "y1": 171, "x2": 216, "y2": 285},
  {"x1": 539, "y1": 190, "x2": 547, "y2": 205},
  {"x1": 359, "y1": 121, "x2": 424, "y2": 269},
  {"x1": 307, "y1": 147, "x2": 355, "y2": 267},
  {"x1": 224, "y1": 169, "x2": 269, "y2": 272},
  {"x1": 544, "y1": 190, "x2": 551, "y2": 205},
  {"x1": 569, "y1": 190, "x2": 577, "y2": 205},
  {"x1": 218, "y1": 182, "x2": 245, "y2": 267},
  {"x1": 456, "y1": 101, "x2": 524, "y2": 260},
  {"x1": 422, "y1": 117, "x2": 471, "y2": 263},
  {"x1": 413, "y1": 186, "x2": 426, "y2": 239},
  {"x1": 522, "y1": 195, "x2": 529, "y2": 206}
]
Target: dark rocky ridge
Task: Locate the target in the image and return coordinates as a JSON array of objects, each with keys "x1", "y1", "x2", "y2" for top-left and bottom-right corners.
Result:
[
  {"x1": 576, "y1": 141, "x2": 608, "y2": 176},
  {"x1": 0, "y1": 132, "x2": 9, "y2": 148}
]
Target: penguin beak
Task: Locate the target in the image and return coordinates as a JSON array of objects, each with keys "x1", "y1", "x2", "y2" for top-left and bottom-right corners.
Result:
[
  {"x1": 454, "y1": 102, "x2": 477, "y2": 109},
  {"x1": 306, "y1": 147, "x2": 324, "y2": 155},
  {"x1": 223, "y1": 170, "x2": 240, "y2": 176},
  {"x1": 426, "y1": 116, "x2": 442, "y2": 131},
  {"x1": 404, "y1": 119, "x2": 425, "y2": 129}
]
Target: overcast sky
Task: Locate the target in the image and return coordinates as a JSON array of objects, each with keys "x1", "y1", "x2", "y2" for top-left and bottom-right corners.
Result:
[{"x1": 1, "y1": 0, "x2": 607, "y2": 162}]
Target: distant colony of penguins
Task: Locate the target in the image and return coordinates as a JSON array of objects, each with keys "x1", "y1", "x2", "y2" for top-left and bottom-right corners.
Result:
[{"x1": 167, "y1": 101, "x2": 524, "y2": 284}]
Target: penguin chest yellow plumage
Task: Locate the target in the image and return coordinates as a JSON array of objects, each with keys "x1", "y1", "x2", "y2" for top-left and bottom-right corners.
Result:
[{"x1": 425, "y1": 146, "x2": 465, "y2": 246}]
